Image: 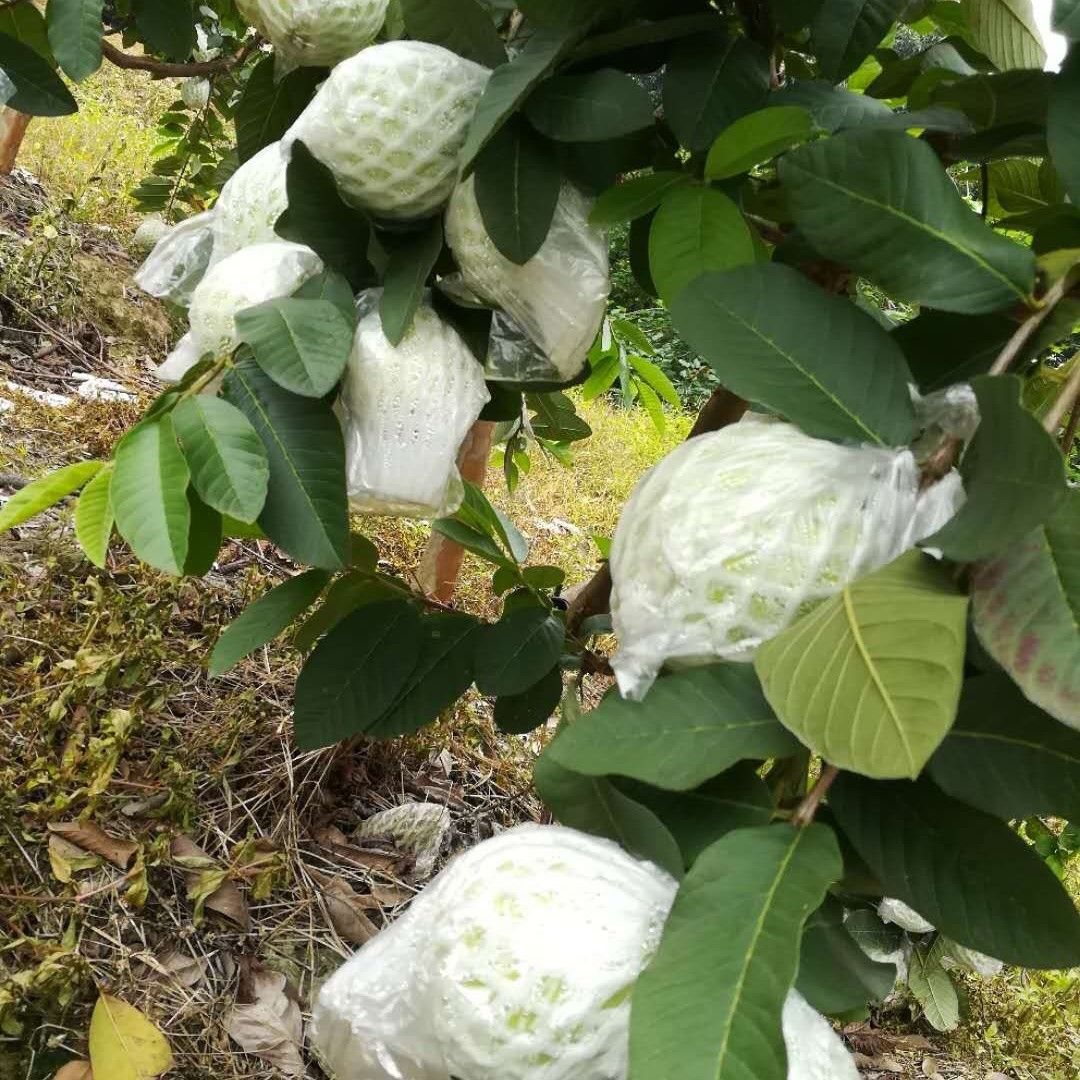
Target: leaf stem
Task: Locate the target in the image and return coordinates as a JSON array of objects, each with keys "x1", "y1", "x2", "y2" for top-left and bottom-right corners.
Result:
[
  {"x1": 792, "y1": 765, "x2": 839, "y2": 828},
  {"x1": 182, "y1": 354, "x2": 233, "y2": 398}
]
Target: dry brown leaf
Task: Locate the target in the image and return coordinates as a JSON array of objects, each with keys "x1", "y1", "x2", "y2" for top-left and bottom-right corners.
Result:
[
  {"x1": 48, "y1": 834, "x2": 103, "y2": 883},
  {"x1": 227, "y1": 961, "x2": 304, "y2": 1077},
  {"x1": 892, "y1": 1034, "x2": 935, "y2": 1051},
  {"x1": 312, "y1": 825, "x2": 410, "y2": 874},
  {"x1": 170, "y1": 835, "x2": 249, "y2": 930},
  {"x1": 150, "y1": 949, "x2": 208, "y2": 989},
  {"x1": 869, "y1": 1056, "x2": 904, "y2": 1074},
  {"x1": 922, "y1": 1057, "x2": 941, "y2": 1077},
  {"x1": 52, "y1": 1063, "x2": 93, "y2": 1080},
  {"x1": 308, "y1": 868, "x2": 379, "y2": 944},
  {"x1": 371, "y1": 883, "x2": 412, "y2": 907},
  {"x1": 48, "y1": 821, "x2": 138, "y2": 869}
]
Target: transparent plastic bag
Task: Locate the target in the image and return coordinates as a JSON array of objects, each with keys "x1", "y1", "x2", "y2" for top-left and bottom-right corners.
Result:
[
  {"x1": 287, "y1": 41, "x2": 488, "y2": 220},
  {"x1": 339, "y1": 290, "x2": 489, "y2": 517},
  {"x1": 236, "y1": 0, "x2": 389, "y2": 73},
  {"x1": 609, "y1": 417, "x2": 966, "y2": 699},
  {"x1": 157, "y1": 241, "x2": 323, "y2": 383},
  {"x1": 444, "y1": 177, "x2": 610, "y2": 382},
  {"x1": 210, "y1": 141, "x2": 291, "y2": 264},
  {"x1": 133, "y1": 210, "x2": 217, "y2": 308},
  {"x1": 310, "y1": 824, "x2": 860, "y2": 1080}
]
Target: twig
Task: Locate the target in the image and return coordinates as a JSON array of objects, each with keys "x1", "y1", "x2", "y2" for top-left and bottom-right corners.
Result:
[
  {"x1": 1060, "y1": 397, "x2": 1080, "y2": 453},
  {"x1": 792, "y1": 765, "x2": 839, "y2": 828},
  {"x1": 1043, "y1": 358, "x2": 1080, "y2": 437},
  {"x1": 989, "y1": 273, "x2": 1074, "y2": 376},
  {"x1": 100, "y1": 38, "x2": 252, "y2": 78}
]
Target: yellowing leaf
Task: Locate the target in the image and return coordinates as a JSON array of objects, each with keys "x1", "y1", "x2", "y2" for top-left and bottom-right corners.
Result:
[
  {"x1": 88, "y1": 994, "x2": 173, "y2": 1080},
  {"x1": 756, "y1": 551, "x2": 969, "y2": 779}
]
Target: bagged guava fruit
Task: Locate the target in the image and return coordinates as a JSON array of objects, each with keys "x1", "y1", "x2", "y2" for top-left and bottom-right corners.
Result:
[
  {"x1": 444, "y1": 177, "x2": 610, "y2": 382},
  {"x1": 132, "y1": 214, "x2": 170, "y2": 253},
  {"x1": 157, "y1": 241, "x2": 322, "y2": 383},
  {"x1": 311, "y1": 824, "x2": 859, "y2": 1080},
  {"x1": 210, "y1": 142, "x2": 291, "y2": 264},
  {"x1": 609, "y1": 417, "x2": 965, "y2": 699},
  {"x1": 287, "y1": 41, "x2": 488, "y2": 220},
  {"x1": 338, "y1": 291, "x2": 489, "y2": 517},
  {"x1": 236, "y1": 0, "x2": 389, "y2": 73}
]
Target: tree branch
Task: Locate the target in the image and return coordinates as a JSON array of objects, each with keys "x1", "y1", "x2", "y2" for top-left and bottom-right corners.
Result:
[
  {"x1": 1060, "y1": 395, "x2": 1080, "y2": 453},
  {"x1": 1043, "y1": 358, "x2": 1080, "y2": 438},
  {"x1": 792, "y1": 765, "x2": 839, "y2": 828},
  {"x1": 100, "y1": 38, "x2": 251, "y2": 78},
  {"x1": 989, "y1": 273, "x2": 1075, "y2": 376}
]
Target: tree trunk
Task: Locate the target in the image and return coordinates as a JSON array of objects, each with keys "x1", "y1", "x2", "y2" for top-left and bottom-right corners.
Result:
[
  {"x1": 0, "y1": 110, "x2": 31, "y2": 176},
  {"x1": 418, "y1": 420, "x2": 497, "y2": 602}
]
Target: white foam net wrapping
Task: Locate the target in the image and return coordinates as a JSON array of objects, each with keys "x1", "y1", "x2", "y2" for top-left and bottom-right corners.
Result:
[
  {"x1": 339, "y1": 291, "x2": 489, "y2": 517},
  {"x1": 444, "y1": 177, "x2": 610, "y2": 382},
  {"x1": 132, "y1": 215, "x2": 171, "y2": 253},
  {"x1": 311, "y1": 824, "x2": 858, "y2": 1080},
  {"x1": 609, "y1": 418, "x2": 966, "y2": 699},
  {"x1": 134, "y1": 210, "x2": 217, "y2": 308},
  {"x1": 287, "y1": 41, "x2": 488, "y2": 220},
  {"x1": 236, "y1": 0, "x2": 389, "y2": 72},
  {"x1": 210, "y1": 142, "x2": 291, "y2": 264},
  {"x1": 157, "y1": 241, "x2": 323, "y2": 383}
]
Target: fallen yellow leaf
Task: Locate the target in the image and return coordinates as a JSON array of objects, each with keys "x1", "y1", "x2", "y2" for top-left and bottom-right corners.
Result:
[{"x1": 88, "y1": 994, "x2": 173, "y2": 1080}]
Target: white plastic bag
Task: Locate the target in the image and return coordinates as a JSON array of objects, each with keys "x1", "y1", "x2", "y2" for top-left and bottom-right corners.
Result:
[
  {"x1": 444, "y1": 177, "x2": 610, "y2": 382},
  {"x1": 157, "y1": 241, "x2": 323, "y2": 383},
  {"x1": 878, "y1": 898, "x2": 935, "y2": 935},
  {"x1": 134, "y1": 210, "x2": 217, "y2": 308},
  {"x1": 311, "y1": 824, "x2": 859, "y2": 1080},
  {"x1": 210, "y1": 141, "x2": 291, "y2": 264},
  {"x1": 609, "y1": 417, "x2": 966, "y2": 699},
  {"x1": 236, "y1": 0, "x2": 389, "y2": 73},
  {"x1": 287, "y1": 41, "x2": 489, "y2": 220},
  {"x1": 339, "y1": 291, "x2": 489, "y2": 516}
]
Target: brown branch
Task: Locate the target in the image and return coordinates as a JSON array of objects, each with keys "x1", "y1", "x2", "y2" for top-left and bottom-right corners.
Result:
[
  {"x1": 990, "y1": 273, "x2": 1075, "y2": 376},
  {"x1": 565, "y1": 387, "x2": 748, "y2": 635},
  {"x1": 792, "y1": 765, "x2": 839, "y2": 828},
  {"x1": 418, "y1": 421, "x2": 496, "y2": 602},
  {"x1": 1061, "y1": 397, "x2": 1080, "y2": 453},
  {"x1": 100, "y1": 38, "x2": 250, "y2": 78}
]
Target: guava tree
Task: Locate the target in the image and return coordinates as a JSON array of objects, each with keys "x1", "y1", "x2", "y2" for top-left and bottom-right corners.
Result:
[{"x1": 2, "y1": 0, "x2": 1080, "y2": 1077}]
